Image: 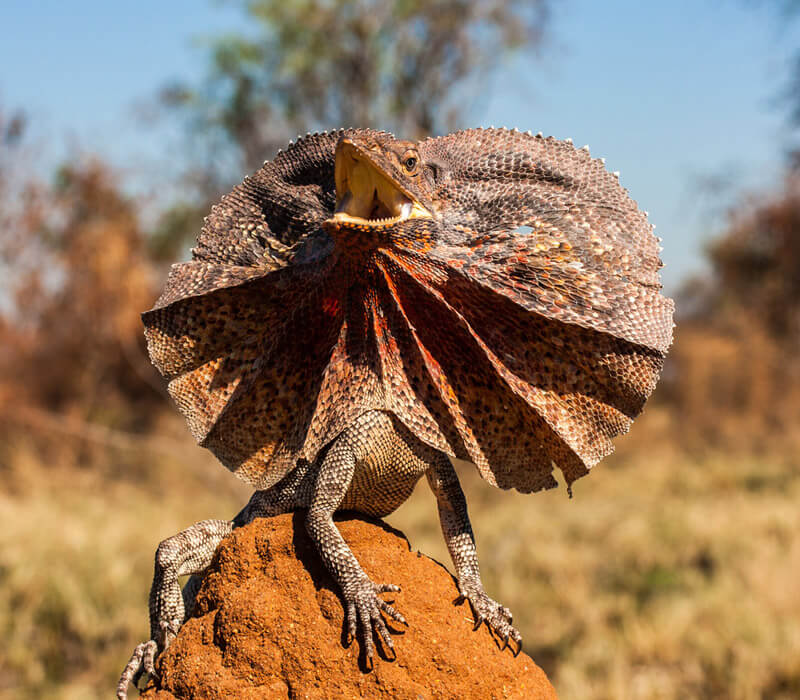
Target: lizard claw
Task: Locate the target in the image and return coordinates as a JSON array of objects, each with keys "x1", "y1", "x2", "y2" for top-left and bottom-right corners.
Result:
[
  {"x1": 457, "y1": 577, "x2": 523, "y2": 654},
  {"x1": 343, "y1": 578, "x2": 405, "y2": 664}
]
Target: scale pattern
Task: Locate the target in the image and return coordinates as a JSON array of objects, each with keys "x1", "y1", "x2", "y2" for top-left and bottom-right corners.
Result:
[{"x1": 143, "y1": 127, "x2": 674, "y2": 493}]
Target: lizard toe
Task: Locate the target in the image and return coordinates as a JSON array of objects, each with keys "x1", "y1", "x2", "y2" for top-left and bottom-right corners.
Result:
[
  {"x1": 345, "y1": 575, "x2": 404, "y2": 663},
  {"x1": 142, "y1": 640, "x2": 158, "y2": 677},
  {"x1": 117, "y1": 640, "x2": 159, "y2": 700},
  {"x1": 457, "y1": 578, "x2": 523, "y2": 653}
]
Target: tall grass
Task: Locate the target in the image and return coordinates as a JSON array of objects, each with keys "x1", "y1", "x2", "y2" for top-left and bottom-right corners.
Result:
[{"x1": 2, "y1": 410, "x2": 798, "y2": 699}]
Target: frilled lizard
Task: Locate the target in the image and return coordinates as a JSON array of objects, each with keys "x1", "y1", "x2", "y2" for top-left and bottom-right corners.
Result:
[{"x1": 117, "y1": 128, "x2": 673, "y2": 698}]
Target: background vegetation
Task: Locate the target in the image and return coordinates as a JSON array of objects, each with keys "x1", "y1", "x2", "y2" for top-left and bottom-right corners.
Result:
[{"x1": 2, "y1": 1, "x2": 800, "y2": 698}]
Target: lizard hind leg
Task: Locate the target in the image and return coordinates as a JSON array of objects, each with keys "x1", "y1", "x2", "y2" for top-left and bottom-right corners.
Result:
[
  {"x1": 116, "y1": 518, "x2": 234, "y2": 699},
  {"x1": 117, "y1": 465, "x2": 312, "y2": 699}
]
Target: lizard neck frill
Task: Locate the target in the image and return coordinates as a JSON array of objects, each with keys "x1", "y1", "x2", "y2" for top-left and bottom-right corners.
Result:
[
  {"x1": 142, "y1": 127, "x2": 673, "y2": 501},
  {"x1": 322, "y1": 220, "x2": 387, "y2": 277}
]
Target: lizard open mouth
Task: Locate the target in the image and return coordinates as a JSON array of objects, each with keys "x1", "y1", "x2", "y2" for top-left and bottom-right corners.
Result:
[{"x1": 331, "y1": 141, "x2": 431, "y2": 227}]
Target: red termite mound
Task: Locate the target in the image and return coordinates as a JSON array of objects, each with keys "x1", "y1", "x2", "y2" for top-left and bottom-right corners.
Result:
[{"x1": 141, "y1": 513, "x2": 557, "y2": 699}]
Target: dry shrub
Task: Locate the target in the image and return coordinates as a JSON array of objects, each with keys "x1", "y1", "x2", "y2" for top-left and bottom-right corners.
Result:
[
  {"x1": 705, "y1": 175, "x2": 800, "y2": 343},
  {"x1": 8, "y1": 162, "x2": 160, "y2": 412},
  {"x1": 664, "y1": 173, "x2": 800, "y2": 454},
  {"x1": 662, "y1": 319, "x2": 800, "y2": 452},
  {"x1": 0, "y1": 120, "x2": 168, "y2": 468}
]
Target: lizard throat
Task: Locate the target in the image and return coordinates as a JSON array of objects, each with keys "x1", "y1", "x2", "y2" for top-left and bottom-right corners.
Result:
[{"x1": 330, "y1": 148, "x2": 431, "y2": 227}]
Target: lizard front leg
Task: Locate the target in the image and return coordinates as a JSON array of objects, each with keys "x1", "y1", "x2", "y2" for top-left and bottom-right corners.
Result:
[
  {"x1": 426, "y1": 456, "x2": 522, "y2": 652},
  {"x1": 305, "y1": 436, "x2": 407, "y2": 664},
  {"x1": 116, "y1": 519, "x2": 233, "y2": 699}
]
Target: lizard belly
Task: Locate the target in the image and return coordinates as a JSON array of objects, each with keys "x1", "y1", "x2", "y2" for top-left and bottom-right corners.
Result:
[
  {"x1": 340, "y1": 458, "x2": 424, "y2": 517},
  {"x1": 337, "y1": 410, "x2": 435, "y2": 517}
]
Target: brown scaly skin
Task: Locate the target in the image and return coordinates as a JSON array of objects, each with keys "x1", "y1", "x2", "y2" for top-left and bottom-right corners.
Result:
[{"x1": 118, "y1": 128, "x2": 673, "y2": 698}]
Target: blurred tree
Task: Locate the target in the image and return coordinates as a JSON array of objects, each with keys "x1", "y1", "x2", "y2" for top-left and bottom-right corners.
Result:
[
  {"x1": 761, "y1": 0, "x2": 800, "y2": 164},
  {"x1": 666, "y1": 172, "x2": 800, "y2": 450},
  {"x1": 0, "y1": 107, "x2": 40, "y2": 411},
  {"x1": 678, "y1": 0, "x2": 800, "y2": 339},
  {"x1": 160, "y1": 0, "x2": 551, "y2": 200},
  {"x1": 0, "y1": 149, "x2": 165, "y2": 439},
  {"x1": 659, "y1": 3, "x2": 800, "y2": 450},
  {"x1": 702, "y1": 176, "x2": 800, "y2": 341}
]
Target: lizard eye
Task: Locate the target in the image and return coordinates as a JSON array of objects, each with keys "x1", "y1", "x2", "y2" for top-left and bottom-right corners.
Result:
[{"x1": 403, "y1": 155, "x2": 418, "y2": 172}]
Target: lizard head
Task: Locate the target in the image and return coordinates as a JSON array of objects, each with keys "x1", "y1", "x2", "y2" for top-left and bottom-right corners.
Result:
[{"x1": 327, "y1": 134, "x2": 438, "y2": 231}]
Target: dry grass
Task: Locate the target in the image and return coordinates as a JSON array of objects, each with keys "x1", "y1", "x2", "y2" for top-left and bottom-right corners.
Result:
[
  {"x1": 0, "y1": 425, "x2": 249, "y2": 700},
  {"x1": 2, "y1": 412, "x2": 799, "y2": 699},
  {"x1": 392, "y1": 415, "x2": 800, "y2": 699}
]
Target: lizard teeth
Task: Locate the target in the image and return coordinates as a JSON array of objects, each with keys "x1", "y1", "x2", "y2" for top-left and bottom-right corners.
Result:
[{"x1": 333, "y1": 190, "x2": 418, "y2": 225}]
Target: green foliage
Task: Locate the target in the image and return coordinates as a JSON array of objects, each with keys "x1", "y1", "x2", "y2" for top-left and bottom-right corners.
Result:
[{"x1": 163, "y1": 0, "x2": 550, "y2": 179}]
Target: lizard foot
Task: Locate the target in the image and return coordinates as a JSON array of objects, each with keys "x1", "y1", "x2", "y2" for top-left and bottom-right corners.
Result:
[
  {"x1": 343, "y1": 577, "x2": 407, "y2": 665},
  {"x1": 457, "y1": 577, "x2": 522, "y2": 654},
  {"x1": 116, "y1": 639, "x2": 158, "y2": 699},
  {"x1": 116, "y1": 620, "x2": 178, "y2": 699}
]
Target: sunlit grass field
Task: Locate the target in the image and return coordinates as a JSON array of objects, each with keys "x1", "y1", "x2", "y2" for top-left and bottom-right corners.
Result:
[{"x1": 2, "y1": 410, "x2": 798, "y2": 699}]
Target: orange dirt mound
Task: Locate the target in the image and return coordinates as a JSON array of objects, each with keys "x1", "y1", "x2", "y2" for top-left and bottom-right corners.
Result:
[{"x1": 141, "y1": 513, "x2": 557, "y2": 699}]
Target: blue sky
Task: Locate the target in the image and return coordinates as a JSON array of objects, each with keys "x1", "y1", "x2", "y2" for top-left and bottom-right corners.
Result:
[{"x1": 1, "y1": 0, "x2": 798, "y2": 292}]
